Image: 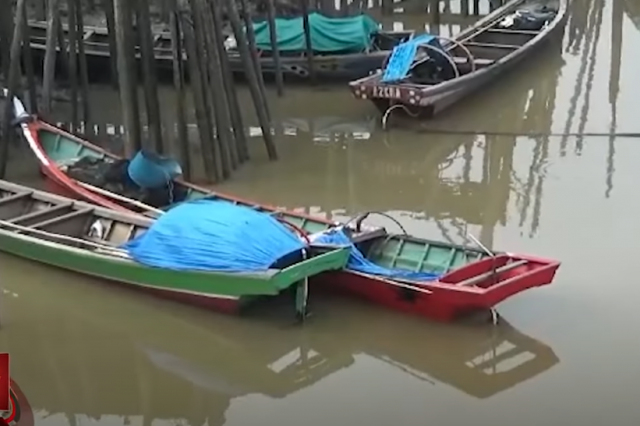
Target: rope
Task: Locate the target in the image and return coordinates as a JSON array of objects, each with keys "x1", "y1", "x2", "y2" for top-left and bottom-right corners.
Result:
[{"x1": 412, "y1": 127, "x2": 640, "y2": 138}]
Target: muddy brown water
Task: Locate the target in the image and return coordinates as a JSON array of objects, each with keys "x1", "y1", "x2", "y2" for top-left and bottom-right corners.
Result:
[{"x1": 3, "y1": 0, "x2": 640, "y2": 424}]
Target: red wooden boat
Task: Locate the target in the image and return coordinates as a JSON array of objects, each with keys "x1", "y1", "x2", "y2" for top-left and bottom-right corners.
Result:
[{"x1": 10, "y1": 95, "x2": 560, "y2": 322}]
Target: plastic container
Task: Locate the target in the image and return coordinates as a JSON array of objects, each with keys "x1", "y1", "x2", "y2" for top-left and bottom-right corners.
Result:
[{"x1": 126, "y1": 150, "x2": 183, "y2": 189}]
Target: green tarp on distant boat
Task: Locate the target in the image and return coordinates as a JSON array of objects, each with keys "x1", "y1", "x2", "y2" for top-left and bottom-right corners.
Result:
[{"x1": 252, "y1": 13, "x2": 380, "y2": 53}]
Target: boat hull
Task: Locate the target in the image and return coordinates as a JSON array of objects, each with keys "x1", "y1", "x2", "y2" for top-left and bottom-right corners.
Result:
[
  {"x1": 348, "y1": 0, "x2": 568, "y2": 121},
  {"x1": 319, "y1": 253, "x2": 560, "y2": 322}
]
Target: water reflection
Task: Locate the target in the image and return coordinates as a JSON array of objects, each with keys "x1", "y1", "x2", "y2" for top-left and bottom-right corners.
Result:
[{"x1": 0, "y1": 258, "x2": 559, "y2": 425}]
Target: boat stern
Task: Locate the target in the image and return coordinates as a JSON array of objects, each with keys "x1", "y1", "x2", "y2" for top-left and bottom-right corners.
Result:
[
  {"x1": 272, "y1": 245, "x2": 351, "y2": 291},
  {"x1": 435, "y1": 253, "x2": 561, "y2": 309}
]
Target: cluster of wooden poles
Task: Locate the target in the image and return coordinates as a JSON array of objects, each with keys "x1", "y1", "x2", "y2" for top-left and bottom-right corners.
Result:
[{"x1": 0, "y1": 0, "x2": 283, "y2": 183}]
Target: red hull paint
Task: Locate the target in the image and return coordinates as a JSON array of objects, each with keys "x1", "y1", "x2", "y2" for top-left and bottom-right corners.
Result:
[
  {"x1": 317, "y1": 253, "x2": 560, "y2": 322},
  {"x1": 21, "y1": 117, "x2": 560, "y2": 322}
]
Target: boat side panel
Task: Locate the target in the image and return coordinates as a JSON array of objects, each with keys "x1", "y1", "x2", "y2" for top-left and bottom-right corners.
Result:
[{"x1": 0, "y1": 231, "x2": 282, "y2": 297}]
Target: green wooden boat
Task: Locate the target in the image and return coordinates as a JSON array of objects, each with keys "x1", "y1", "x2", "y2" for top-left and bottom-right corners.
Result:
[
  {"x1": 14, "y1": 95, "x2": 560, "y2": 322},
  {"x1": 0, "y1": 180, "x2": 351, "y2": 317}
]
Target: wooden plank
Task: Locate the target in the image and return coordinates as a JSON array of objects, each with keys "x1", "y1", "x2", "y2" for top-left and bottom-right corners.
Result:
[
  {"x1": 0, "y1": 191, "x2": 33, "y2": 206},
  {"x1": 7, "y1": 202, "x2": 74, "y2": 224},
  {"x1": 485, "y1": 28, "x2": 540, "y2": 35},
  {"x1": 31, "y1": 207, "x2": 95, "y2": 229},
  {"x1": 457, "y1": 259, "x2": 529, "y2": 287},
  {"x1": 463, "y1": 41, "x2": 521, "y2": 49}
]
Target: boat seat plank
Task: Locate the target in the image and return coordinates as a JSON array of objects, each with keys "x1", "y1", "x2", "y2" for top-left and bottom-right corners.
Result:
[
  {"x1": 453, "y1": 57, "x2": 494, "y2": 66},
  {"x1": 31, "y1": 207, "x2": 95, "y2": 230},
  {"x1": 456, "y1": 259, "x2": 529, "y2": 287},
  {"x1": 0, "y1": 191, "x2": 33, "y2": 206},
  {"x1": 485, "y1": 28, "x2": 540, "y2": 36},
  {"x1": 462, "y1": 41, "x2": 521, "y2": 50},
  {"x1": 7, "y1": 201, "x2": 74, "y2": 224}
]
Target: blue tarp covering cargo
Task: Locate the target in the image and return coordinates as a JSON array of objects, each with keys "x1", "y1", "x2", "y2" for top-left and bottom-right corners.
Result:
[
  {"x1": 122, "y1": 199, "x2": 306, "y2": 272},
  {"x1": 313, "y1": 228, "x2": 440, "y2": 281},
  {"x1": 252, "y1": 13, "x2": 380, "y2": 53},
  {"x1": 381, "y1": 34, "x2": 442, "y2": 83}
]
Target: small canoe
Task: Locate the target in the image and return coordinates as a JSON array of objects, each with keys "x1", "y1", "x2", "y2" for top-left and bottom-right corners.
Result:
[
  {"x1": 0, "y1": 179, "x2": 352, "y2": 316},
  {"x1": 348, "y1": 0, "x2": 567, "y2": 123},
  {"x1": 26, "y1": 15, "x2": 415, "y2": 82},
  {"x1": 12, "y1": 96, "x2": 561, "y2": 322}
]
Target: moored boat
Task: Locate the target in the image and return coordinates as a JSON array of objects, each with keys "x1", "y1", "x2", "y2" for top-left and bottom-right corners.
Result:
[
  {"x1": 11, "y1": 95, "x2": 561, "y2": 322},
  {"x1": 348, "y1": 0, "x2": 567, "y2": 125},
  {"x1": 0, "y1": 179, "x2": 352, "y2": 317},
  {"x1": 27, "y1": 13, "x2": 414, "y2": 83}
]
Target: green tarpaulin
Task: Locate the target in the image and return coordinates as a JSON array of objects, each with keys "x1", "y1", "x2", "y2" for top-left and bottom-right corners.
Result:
[{"x1": 253, "y1": 13, "x2": 380, "y2": 53}]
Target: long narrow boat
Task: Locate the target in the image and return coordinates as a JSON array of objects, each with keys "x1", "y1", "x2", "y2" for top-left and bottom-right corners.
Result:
[
  {"x1": 0, "y1": 179, "x2": 352, "y2": 316},
  {"x1": 27, "y1": 13, "x2": 414, "y2": 82},
  {"x1": 11, "y1": 96, "x2": 561, "y2": 322},
  {"x1": 348, "y1": 0, "x2": 567, "y2": 123}
]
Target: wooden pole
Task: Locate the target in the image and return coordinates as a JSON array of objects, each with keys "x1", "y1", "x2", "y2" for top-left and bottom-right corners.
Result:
[
  {"x1": 181, "y1": 10, "x2": 220, "y2": 182},
  {"x1": 168, "y1": 0, "x2": 191, "y2": 180},
  {"x1": 20, "y1": 7, "x2": 38, "y2": 114},
  {"x1": 0, "y1": 0, "x2": 27, "y2": 179},
  {"x1": 67, "y1": 0, "x2": 79, "y2": 130},
  {"x1": 300, "y1": 0, "x2": 316, "y2": 84},
  {"x1": 113, "y1": 0, "x2": 141, "y2": 157},
  {"x1": 266, "y1": 0, "x2": 284, "y2": 96},
  {"x1": 209, "y1": 1, "x2": 249, "y2": 161},
  {"x1": 223, "y1": 0, "x2": 278, "y2": 160},
  {"x1": 198, "y1": 0, "x2": 235, "y2": 175},
  {"x1": 40, "y1": 0, "x2": 60, "y2": 116},
  {"x1": 75, "y1": 0, "x2": 91, "y2": 133},
  {"x1": 102, "y1": 0, "x2": 119, "y2": 89},
  {"x1": 136, "y1": 0, "x2": 165, "y2": 153}
]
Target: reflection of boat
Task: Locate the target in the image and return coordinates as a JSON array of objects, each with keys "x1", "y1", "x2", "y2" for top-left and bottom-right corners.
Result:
[
  {"x1": 1, "y1": 270, "x2": 559, "y2": 423},
  {"x1": 356, "y1": 313, "x2": 559, "y2": 398},
  {"x1": 13, "y1": 92, "x2": 560, "y2": 322},
  {"x1": 0, "y1": 180, "x2": 350, "y2": 315},
  {"x1": 349, "y1": 0, "x2": 567, "y2": 122},
  {"x1": 27, "y1": 14, "x2": 413, "y2": 82}
]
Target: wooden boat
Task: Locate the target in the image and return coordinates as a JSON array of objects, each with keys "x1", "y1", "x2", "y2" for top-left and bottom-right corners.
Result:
[
  {"x1": 348, "y1": 0, "x2": 567, "y2": 124},
  {"x1": 0, "y1": 179, "x2": 352, "y2": 317},
  {"x1": 27, "y1": 15, "x2": 414, "y2": 82},
  {"x1": 11, "y1": 96, "x2": 561, "y2": 322}
]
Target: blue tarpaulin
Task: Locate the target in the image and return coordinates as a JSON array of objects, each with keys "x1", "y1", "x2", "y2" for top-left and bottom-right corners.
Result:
[
  {"x1": 122, "y1": 199, "x2": 306, "y2": 272},
  {"x1": 313, "y1": 228, "x2": 440, "y2": 281},
  {"x1": 253, "y1": 13, "x2": 380, "y2": 53},
  {"x1": 381, "y1": 34, "x2": 437, "y2": 83}
]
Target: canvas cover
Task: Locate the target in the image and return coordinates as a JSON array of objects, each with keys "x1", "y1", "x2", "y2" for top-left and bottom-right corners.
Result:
[{"x1": 252, "y1": 13, "x2": 380, "y2": 53}]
